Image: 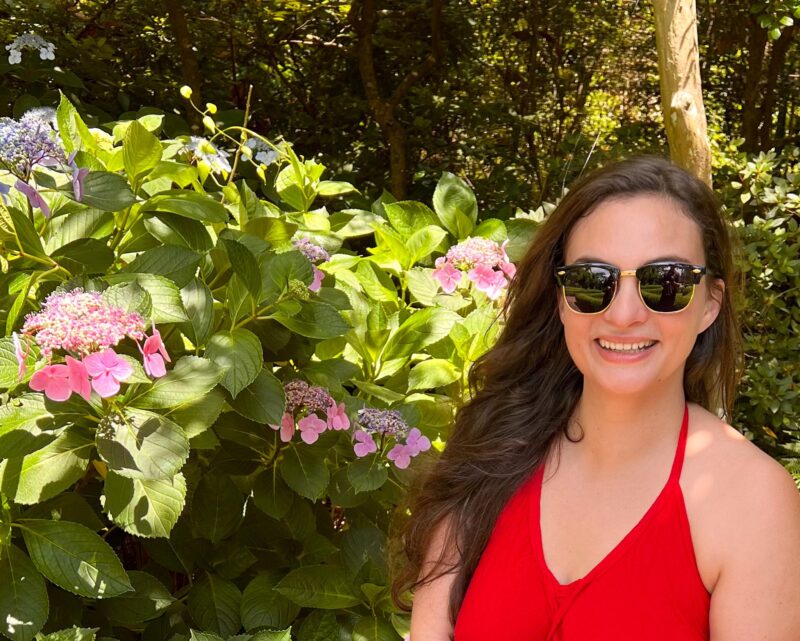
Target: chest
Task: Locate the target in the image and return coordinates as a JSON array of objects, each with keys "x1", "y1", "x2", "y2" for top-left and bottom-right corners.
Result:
[{"x1": 539, "y1": 455, "x2": 720, "y2": 592}]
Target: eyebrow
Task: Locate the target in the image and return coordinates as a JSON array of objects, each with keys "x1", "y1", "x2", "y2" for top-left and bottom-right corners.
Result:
[{"x1": 572, "y1": 254, "x2": 697, "y2": 264}]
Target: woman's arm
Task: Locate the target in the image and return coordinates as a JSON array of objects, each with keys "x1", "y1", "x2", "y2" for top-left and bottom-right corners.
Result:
[
  {"x1": 709, "y1": 456, "x2": 800, "y2": 640},
  {"x1": 409, "y1": 517, "x2": 459, "y2": 641}
]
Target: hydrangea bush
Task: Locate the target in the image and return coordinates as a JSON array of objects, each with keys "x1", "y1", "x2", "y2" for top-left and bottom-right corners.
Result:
[{"x1": 0, "y1": 94, "x2": 538, "y2": 641}]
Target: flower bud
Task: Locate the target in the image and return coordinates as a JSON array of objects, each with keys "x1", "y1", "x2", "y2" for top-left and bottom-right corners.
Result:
[
  {"x1": 205, "y1": 102, "x2": 217, "y2": 114},
  {"x1": 256, "y1": 165, "x2": 266, "y2": 182},
  {"x1": 180, "y1": 85, "x2": 193, "y2": 99},
  {"x1": 241, "y1": 144, "x2": 253, "y2": 159},
  {"x1": 202, "y1": 115, "x2": 216, "y2": 132}
]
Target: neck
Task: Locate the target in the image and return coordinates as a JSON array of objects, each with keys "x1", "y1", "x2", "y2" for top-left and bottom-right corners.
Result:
[{"x1": 565, "y1": 379, "x2": 687, "y2": 474}]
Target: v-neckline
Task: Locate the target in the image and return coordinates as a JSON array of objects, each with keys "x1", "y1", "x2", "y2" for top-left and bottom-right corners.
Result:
[{"x1": 530, "y1": 405, "x2": 689, "y2": 593}]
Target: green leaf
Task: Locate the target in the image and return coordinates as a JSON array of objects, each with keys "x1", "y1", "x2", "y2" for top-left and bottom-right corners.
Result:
[
  {"x1": 36, "y1": 628, "x2": 98, "y2": 641},
  {"x1": 123, "y1": 121, "x2": 162, "y2": 180},
  {"x1": 0, "y1": 544, "x2": 48, "y2": 641},
  {"x1": 259, "y1": 251, "x2": 313, "y2": 304},
  {"x1": 317, "y1": 180, "x2": 357, "y2": 197},
  {"x1": 163, "y1": 388, "x2": 225, "y2": 439},
  {"x1": 241, "y1": 573, "x2": 300, "y2": 632},
  {"x1": 352, "y1": 616, "x2": 399, "y2": 641},
  {"x1": 274, "y1": 565, "x2": 360, "y2": 609},
  {"x1": 189, "y1": 632, "x2": 224, "y2": 641},
  {"x1": 97, "y1": 570, "x2": 174, "y2": 624},
  {"x1": 0, "y1": 337, "x2": 38, "y2": 391},
  {"x1": 23, "y1": 493, "x2": 104, "y2": 531},
  {"x1": 141, "y1": 191, "x2": 228, "y2": 223},
  {"x1": 102, "y1": 471, "x2": 186, "y2": 538},
  {"x1": 80, "y1": 172, "x2": 137, "y2": 212},
  {"x1": 383, "y1": 201, "x2": 440, "y2": 239},
  {"x1": 243, "y1": 217, "x2": 297, "y2": 245},
  {"x1": 7, "y1": 205, "x2": 47, "y2": 259},
  {"x1": 19, "y1": 519, "x2": 132, "y2": 598},
  {"x1": 221, "y1": 237, "x2": 262, "y2": 300},
  {"x1": 95, "y1": 407, "x2": 188, "y2": 481},
  {"x1": 346, "y1": 454, "x2": 388, "y2": 493},
  {"x1": 382, "y1": 308, "x2": 461, "y2": 361},
  {"x1": 250, "y1": 630, "x2": 293, "y2": 641},
  {"x1": 130, "y1": 356, "x2": 221, "y2": 409},
  {"x1": 190, "y1": 474, "x2": 245, "y2": 544},
  {"x1": 0, "y1": 393, "x2": 59, "y2": 459},
  {"x1": 56, "y1": 93, "x2": 95, "y2": 154},
  {"x1": 405, "y1": 268, "x2": 440, "y2": 306},
  {"x1": 0, "y1": 429, "x2": 92, "y2": 505},
  {"x1": 45, "y1": 209, "x2": 114, "y2": 251},
  {"x1": 231, "y1": 369, "x2": 285, "y2": 425},
  {"x1": 407, "y1": 358, "x2": 460, "y2": 391},
  {"x1": 50, "y1": 238, "x2": 114, "y2": 275},
  {"x1": 406, "y1": 225, "x2": 447, "y2": 266},
  {"x1": 179, "y1": 278, "x2": 215, "y2": 347},
  {"x1": 187, "y1": 573, "x2": 242, "y2": 639},
  {"x1": 275, "y1": 164, "x2": 310, "y2": 211},
  {"x1": 473, "y1": 218, "x2": 507, "y2": 243},
  {"x1": 251, "y1": 471, "x2": 294, "y2": 519},
  {"x1": 280, "y1": 443, "x2": 329, "y2": 501},
  {"x1": 355, "y1": 261, "x2": 398, "y2": 303},
  {"x1": 504, "y1": 218, "x2": 538, "y2": 262},
  {"x1": 104, "y1": 273, "x2": 189, "y2": 323},
  {"x1": 102, "y1": 281, "x2": 153, "y2": 319},
  {"x1": 272, "y1": 301, "x2": 348, "y2": 339},
  {"x1": 297, "y1": 611, "x2": 338, "y2": 641},
  {"x1": 144, "y1": 214, "x2": 213, "y2": 252},
  {"x1": 122, "y1": 246, "x2": 201, "y2": 288},
  {"x1": 432, "y1": 172, "x2": 477, "y2": 239}
]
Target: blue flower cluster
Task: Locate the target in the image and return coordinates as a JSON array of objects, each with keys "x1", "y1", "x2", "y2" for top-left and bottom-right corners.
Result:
[{"x1": 0, "y1": 110, "x2": 64, "y2": 179}]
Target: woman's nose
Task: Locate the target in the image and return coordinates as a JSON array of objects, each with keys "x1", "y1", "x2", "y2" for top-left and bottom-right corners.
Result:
[{"x1": 604, "y1": 275, "x2": 648, "y2": 325}]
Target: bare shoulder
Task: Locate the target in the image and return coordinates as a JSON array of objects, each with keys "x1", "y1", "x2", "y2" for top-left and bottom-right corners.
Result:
[{"x1": 682, "y1": 403, "x2": 800, "y2": 597}]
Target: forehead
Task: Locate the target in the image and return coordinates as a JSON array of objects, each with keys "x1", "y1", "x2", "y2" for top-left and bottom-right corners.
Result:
[{"x1": 564, "y1": 194, "x2": 705, "y2": 266}]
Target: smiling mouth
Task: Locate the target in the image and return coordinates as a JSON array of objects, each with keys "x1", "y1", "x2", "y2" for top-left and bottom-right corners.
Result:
[{"x1": 596, "y1": 339, "x2": 657, "y2": 353}]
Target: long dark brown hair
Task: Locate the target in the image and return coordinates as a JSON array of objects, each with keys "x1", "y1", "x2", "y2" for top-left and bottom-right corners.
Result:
[{"x1": 391, "y1": 156, "x2": 743, "y2": 623}]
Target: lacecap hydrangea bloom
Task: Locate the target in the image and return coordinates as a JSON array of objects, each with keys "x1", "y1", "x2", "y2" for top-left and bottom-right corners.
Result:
[
  {"x1": 292, "y1": 237, "x2": 330, "y2": 292},
  {"x1": 6, "y1": 33, "x2": 56, "y2": 65},
  {"x1": 269, "y1": 379, "x2": 350, "y2": 445},
  {"x1": 183, "y1": 136, "x2": 232, "y2": 175},
  {"x1": 353, "y1": 408, "x2": 431, "y2": 469},
  {"x1": 0, "y1": 110, "x2": 65, "y2": 179},
  {"x1": 15, "y1": 289, "x2": 170, "y2": 401},
  {"x1": 432, "y1": 236, "x2": 516, "y2": 300}
]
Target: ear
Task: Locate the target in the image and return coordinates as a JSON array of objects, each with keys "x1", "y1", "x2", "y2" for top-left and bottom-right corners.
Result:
[
  {"x1": 699, "y1": 277, "x2": 724, "y2": 334},
  {"x1": 557, "y1": 287, "x2": 568, "y2": 326}
]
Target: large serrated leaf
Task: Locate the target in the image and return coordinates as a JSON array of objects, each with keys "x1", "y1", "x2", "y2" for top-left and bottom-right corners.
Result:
[
  {"x1": 0, "y1": 393, "x2": 60, "y2": 459},
  {"x1": 102, "y1": 471, "x2": 186, "y2": 538},
  {"x1": 19, "y1": 519, "x2": 132, "y2": 598},
  {"x1": 352, "y1": 616, "x2": 399, "y2": 641},
  {"x1": 122, "y1": 121, "x2": 162, "y2": 181},
  {"x1": 80, "y1": 172, "x2": 136, "y2": 211},
  {"x1": 187, "y1": 573, "x2": 242, "y2": 638},
  {"x1": 432, "y1": 172, "x2": 477, "y2": 239},
  {"x1": 95, "y1": 407, "x2": 188, "y2": 481},
  {"x1": 280, "y1": 443, "x2": 329, "y2": 500},
  {"x1": 141, "y1": 190, "x2": 228, "y2": 223},
  {"x1": 190, "y1": 474, "x2": 244, "y2": 544},
  {"x1": 129, "y1": 356, "x2": 221, "y2": 409},
  {"x1": 97, "y1": 570, "x2": 174, "y2": 624},
  {"x1": 205, "y1": 328, "x2": 263, "y2": 398},
  {"x1": 0, "y1": 544, "x2": 48, "y2": 641},
  {"x1": 0, "y1": 336, "x2": 38, "y2": 391},
  {"x1": 240, "y1": 572, "x2": 300, "y2": 632},
  {"x1": 382, "y1": 308, "x2": 460, "y2": 361},
  {"x1": 274, "y1": 565, "x2": 360, "y2": 609},
  {"x1": 0, "y1": 428, "x2": 92, "y2": 505},
  {"x1": 230, "y1": 369, "x2": 285, "y2": 425},
  {"x1": 122, "y1": 245, "x2": 200, "y2": 288},
  {"x1": 271, "y1": 300, "x2": 348, "y2": 339},
  {"x1": 179, "y1": 278, "x2": 215, "y2": 347},
  {"x1": 104, "y1": 273, "x2": 189, "y2": 323},
  {"x1": 346, "y1": 454, "x2": 389, "y2": 494}
]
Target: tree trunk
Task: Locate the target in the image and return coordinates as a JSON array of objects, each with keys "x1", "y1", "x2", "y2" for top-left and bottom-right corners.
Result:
[
  {"x1": 652, "y1": 0, "x2": 712, "y2": 186},
  {"x1": 165, "y1": 0, "x2": 202, "y2": 126},
  {"x1": 351, "y1": 0, "x2": 444, "y2": 199}
]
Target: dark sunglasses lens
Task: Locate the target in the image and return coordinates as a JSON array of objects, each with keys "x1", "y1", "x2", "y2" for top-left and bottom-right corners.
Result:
[
  {"x1": 637, "y1": 264, "x2": 696, "y2": 312},
  {"x1": 561, "y1": 266, "x2": 616, "y2": 313}
]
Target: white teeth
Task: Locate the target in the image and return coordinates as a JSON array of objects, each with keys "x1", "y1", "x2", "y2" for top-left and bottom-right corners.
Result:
[{"x1": 597, "y1": 339, "x2": 656, "y2": 352}]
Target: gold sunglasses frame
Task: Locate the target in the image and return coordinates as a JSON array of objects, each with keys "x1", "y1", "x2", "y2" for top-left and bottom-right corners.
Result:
[{"x1": 554, "y1": 262, "x2": 706, "y2": 315}]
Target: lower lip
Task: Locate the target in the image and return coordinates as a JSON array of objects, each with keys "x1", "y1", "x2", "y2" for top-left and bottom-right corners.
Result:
[{"x1": 594, "y1": 340, "x2": 657, "y2": 364}]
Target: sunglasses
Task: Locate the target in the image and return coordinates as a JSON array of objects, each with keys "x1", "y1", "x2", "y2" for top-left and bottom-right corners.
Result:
[{"x1": 554, "y1": 261, "x2": 707, "y2": 314}]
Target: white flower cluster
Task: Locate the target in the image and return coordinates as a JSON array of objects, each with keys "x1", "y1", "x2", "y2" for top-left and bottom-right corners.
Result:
[{"x1": 6, "y1": 33, "x2": 56, "y2": 65}]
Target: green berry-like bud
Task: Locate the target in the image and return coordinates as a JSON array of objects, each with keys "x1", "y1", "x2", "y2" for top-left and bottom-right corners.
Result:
[
  {"x1": 205, "y1": 102, "x2": 217, "y2": 114},
  {"x1": 288, "y1": 279, "x2": 311, "y2": 301},
  {"x1": 180, "y1": 85, "x2": 192, "y2": 99},
  {"x1": 202, "y1": 115, "x2": 216, "y2": 132}
]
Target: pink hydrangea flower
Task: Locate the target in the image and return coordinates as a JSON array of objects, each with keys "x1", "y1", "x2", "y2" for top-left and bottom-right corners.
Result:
[
  {"x1": 309, "y1": 266, "x2": 325, "y2": 292},
  {"x1": 405, "y1": 427, "x2": 432, "y2": 456},
  {"x1": 269, "y1": 413, "x2": 295, "y2": 443},
  {"x1": 353, "y1": 430, "x2": 377, "y2": 458},
  {"x1": 29, "y1": 364, "x2": 72, "y2": 401},
  {"x1": 326, "y1": 401, "x2": 350, "y2": 430},
  {"x1": 468, "y1": 264, "x2": 507, "y2": 300},
  {"x1": 65, "y1": 356, "x2": 91, "y2": 401},
  {"x1": 432, "y1": 257, "x2": 462, "y2": 294},
  {"x1": 387, "y1": 443, "x2": 412, "y2": 469},
  {"x1": 83, "y1": 348, "x2": 133, "y2": 398},
  {"x1": 298, "y1": 414, "x2": 327, "y2": 445},
  {"x1": 140, "y1": 327, "x2": 171, "y2": 378}
]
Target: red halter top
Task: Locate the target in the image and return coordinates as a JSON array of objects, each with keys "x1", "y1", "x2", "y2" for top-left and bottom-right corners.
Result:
[{"x1": 454, "y1": 405, "x2": 710, "y2": 640}]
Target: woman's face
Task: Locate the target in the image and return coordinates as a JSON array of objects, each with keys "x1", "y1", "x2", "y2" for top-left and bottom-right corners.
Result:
[{"x1": 558, "y1": 194, "x2": 723, "y2": 398}]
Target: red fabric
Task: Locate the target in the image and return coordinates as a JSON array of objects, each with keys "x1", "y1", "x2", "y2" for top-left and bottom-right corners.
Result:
[{"x1": 454, "y1": 405, "x2": 710, "y2": 641}]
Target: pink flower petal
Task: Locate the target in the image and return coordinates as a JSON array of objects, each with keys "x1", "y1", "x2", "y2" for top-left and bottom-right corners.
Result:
[
  {"x1": 309, "y1": 266, "x2": 325, "y2": 292},
  {"x1": 91, "y1": 371, "x2": 121, "y2": 398},
  {"x1": 387, "y1": 444, "x2": 411, "y2": 469},
  {"x1": 66, "y1": 356, "x2": 91, "y2": 401},
  {"x1": 144, "y1": 353, "x2": 166, "y2": 378}
]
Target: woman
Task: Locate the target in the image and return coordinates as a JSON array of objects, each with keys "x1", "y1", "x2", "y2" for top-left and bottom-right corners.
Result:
[{"x1": 395, "y1": 157, "x2": 800, "y2": 640}]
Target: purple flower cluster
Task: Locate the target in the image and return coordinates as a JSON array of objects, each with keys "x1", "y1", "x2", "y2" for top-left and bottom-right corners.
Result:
[
  {"x1": 0, "y1": 111, "x2": 65, "y2": 179},
  {"x1": 292, "y1": 237, "x2": 329, "y2": 292},
  {"x1": 352, "y1": 408, "x2": 431, "y2": 469},
  {"x1": 270, "y1": 379, "x2": 350, "y2": 445},
  {"x1": 432, "y1": 237, "x2": 516, "y2": 300},
  {"x1": 16, "y1": 289, "x2": 171, "y2": 402}
]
